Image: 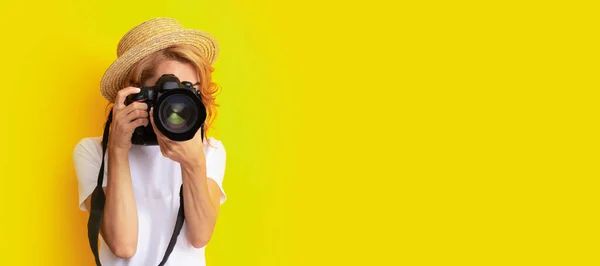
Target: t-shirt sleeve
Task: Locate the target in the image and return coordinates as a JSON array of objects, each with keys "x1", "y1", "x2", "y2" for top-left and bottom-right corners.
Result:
[
  {"x1": 73, "y1": 138, "x2": 107, "y2": 211},
  {"x1": 206, "y1": 138, "x2": 227, "y2": 204}
]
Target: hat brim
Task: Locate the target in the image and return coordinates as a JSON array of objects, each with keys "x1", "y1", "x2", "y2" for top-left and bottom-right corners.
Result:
[{"x1": 100, "y1": 29, "x2": 218, "y2": 102}]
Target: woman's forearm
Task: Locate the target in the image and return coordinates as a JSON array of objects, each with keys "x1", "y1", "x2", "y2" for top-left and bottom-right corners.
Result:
[
  {"x1": 181, "y1": 160, "x2": 218, "y2": 248},
  {"x1": 103, "y1": 147, "x2": 139, "y2": 258}
]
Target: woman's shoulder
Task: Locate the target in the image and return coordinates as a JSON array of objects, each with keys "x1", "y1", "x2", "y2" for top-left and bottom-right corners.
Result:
[
  {"x1": 204, "y1": 137, "x2": 225, "y2": 158},
  {"x1": 76, "y1": 136, "x2": 103, "y2": 148},
  {"x1": 205, "y1": 137, "x2": 226, "y2": 153},
  {"x1": 73, "y1": 137, "x2": 103, "y2": 158}
]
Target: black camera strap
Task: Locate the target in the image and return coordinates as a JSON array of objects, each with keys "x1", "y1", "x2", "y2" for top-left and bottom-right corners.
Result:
[{"x1": 88, "y1": 110, "x2": 185, "y2": 266}]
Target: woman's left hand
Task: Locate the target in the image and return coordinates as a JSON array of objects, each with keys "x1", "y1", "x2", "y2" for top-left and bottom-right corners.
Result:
[{"x1": 150, "y1": 107, "x2": 206, "y2": 168}]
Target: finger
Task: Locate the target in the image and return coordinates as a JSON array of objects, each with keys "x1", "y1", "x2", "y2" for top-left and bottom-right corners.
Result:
[
  {"x1": 124, "y1": 109, "x2": 149, "y2": 122},
  {"x1": 121, "y1": 102, "x2": 149, "y2": 116},
  {"x1": 114, "y1": 87, "x2": 141, "y2": 110},
  {"x1": 155, "y1": 133, "x2": 169, "y2": 156},
  {"x1": 128, "y1": 101, "x2": 149, "y2": 112},
  {"x1": 115, "y1": 102, "x2": 147, "y2": 121},
  {"x1": 159, "y1": 143, "x2": 168, "y2": 158},
  {"x1": 127, "y1": 118, "x2": 149, "y2": 130}
]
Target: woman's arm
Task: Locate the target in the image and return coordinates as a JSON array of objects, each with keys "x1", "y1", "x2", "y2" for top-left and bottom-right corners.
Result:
[
  {"x1": 83, "y1": 147, "x2": 138, "y2": 259},
  {"x1": 149, "y1": 107, "x2": 222, "y2": 248},
  {"x1": 180, "y1": 160, "x2": 222, "y2": 248},
  {"x1": 104, "y1": 146, "x2": 139, "y2": 257},
  {"x1": 83, "y1": 87, "x2": 148, "y2": 259}
]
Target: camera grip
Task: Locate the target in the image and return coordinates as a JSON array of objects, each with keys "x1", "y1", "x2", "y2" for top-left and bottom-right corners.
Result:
[{"x1": 131, "y1": 126, "x2": 146, "y2": 145}]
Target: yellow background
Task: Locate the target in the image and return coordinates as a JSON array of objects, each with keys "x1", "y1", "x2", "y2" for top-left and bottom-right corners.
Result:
[{"x1": 0, "y1": 0, "x2": 598, "y2": 265}]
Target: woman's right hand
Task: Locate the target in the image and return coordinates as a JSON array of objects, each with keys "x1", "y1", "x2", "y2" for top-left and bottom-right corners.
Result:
[{"x1": 108, "y1": 87, "x2": 149, "y2": 151}]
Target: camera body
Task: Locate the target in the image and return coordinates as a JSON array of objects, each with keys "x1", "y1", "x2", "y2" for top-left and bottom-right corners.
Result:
[{"x1": 125, "y1": 74, "x2": 206, "y2": 145}]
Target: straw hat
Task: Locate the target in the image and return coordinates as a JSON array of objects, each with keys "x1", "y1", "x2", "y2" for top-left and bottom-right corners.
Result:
[{"x1": 100, "y1": 18, "x2": 219, "y2": 102}]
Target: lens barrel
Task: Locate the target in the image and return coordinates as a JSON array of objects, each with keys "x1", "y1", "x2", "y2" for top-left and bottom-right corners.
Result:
[{"x1": 127, "y1": 74, "x2": 206, "y2": 145}]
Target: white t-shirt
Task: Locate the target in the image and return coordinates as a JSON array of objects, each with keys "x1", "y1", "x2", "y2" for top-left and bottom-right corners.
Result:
[{"x1": 73, "y1": 136, "x2": 226, "y2": 266}]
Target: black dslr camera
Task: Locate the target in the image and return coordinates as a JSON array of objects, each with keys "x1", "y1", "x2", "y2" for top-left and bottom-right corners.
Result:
[{"x1": 125, "y1": 74, "x2": 206, "y2": 145}]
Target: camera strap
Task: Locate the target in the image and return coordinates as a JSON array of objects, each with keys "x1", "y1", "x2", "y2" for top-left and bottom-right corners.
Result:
[{"x1": 88, "y1": 110, "x2": 185, "y2": 266}]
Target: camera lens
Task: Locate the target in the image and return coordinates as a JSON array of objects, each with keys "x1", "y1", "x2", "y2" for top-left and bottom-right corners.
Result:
[{"x1": 158, "y1": 94, "x2": 198, "y2": 133}]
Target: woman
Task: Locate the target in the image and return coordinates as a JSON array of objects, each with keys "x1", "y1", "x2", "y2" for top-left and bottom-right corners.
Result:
[{"x1": 73, "y1": 18, "x2": 226, "y2": 266}]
